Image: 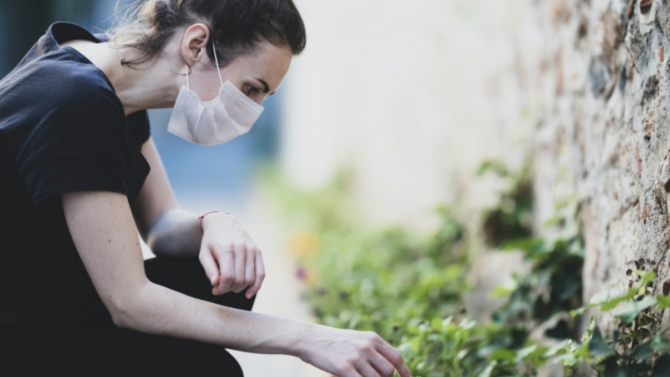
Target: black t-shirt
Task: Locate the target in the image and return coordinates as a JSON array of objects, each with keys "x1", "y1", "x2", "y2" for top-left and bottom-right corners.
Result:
[{"x1": 0, "y1": 22, "x2": 151, "y2": 336}]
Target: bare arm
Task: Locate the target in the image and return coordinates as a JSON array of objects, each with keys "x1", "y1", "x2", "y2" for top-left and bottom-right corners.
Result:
[
  {"x1": 131, "y1": 138, "x2": 266, "y2": 298},
  {"x1": 63, "y1": 190, "x2": 409, "y2": 377},
  {"x1": 132, "y1": 138, "x2": 200, "y2": 258},
  {"x1": 64, "y1": 191, "x2": 286, "y2": 347}
]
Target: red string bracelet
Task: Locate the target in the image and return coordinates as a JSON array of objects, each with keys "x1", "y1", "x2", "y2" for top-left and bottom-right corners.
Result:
[{"x1": 199, "y1": 211, "x2": 222, "y2": 232}]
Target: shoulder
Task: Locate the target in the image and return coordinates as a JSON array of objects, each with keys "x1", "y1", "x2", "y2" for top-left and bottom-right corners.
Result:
[
  {"x1": 0, "y1": 49, "x2": 128, "y2": 170},
  {"x1": 1, "y1": 48, "x2": 122, "y2": 122},
  {"x1": 45, "y1": 49, "x2": 123, "y2": 118}
]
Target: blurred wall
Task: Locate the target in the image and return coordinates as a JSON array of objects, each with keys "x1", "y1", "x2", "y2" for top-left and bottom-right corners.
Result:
[{"x1": 282, "y1": 0, "x2": 540, "y2": 229}]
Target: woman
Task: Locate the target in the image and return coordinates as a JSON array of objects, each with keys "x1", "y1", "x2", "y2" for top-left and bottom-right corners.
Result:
[{"x1": 0, "y1": 0, "x2": 410, "y2": 376}]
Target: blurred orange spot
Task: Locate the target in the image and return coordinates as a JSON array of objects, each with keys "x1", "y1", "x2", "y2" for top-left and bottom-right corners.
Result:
[{"x1": 289, "y1": 231, "x2": 319, "y2": 257}]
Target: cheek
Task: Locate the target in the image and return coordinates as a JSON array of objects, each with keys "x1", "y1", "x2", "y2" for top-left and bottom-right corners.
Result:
[
  {"x1": 194, "y1": 81, "x2": 221, "y2": 101},
  {"x1": 189, "y1": 69, "x2": 223, "y2": 101},
  {"x1": 219, "y1": 71, "x2": 245, "y2": 92}
]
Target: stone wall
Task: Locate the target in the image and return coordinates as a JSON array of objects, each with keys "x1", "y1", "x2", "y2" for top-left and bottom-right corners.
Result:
[{"x1": 528, "y1": 0, "x2": 670, "y2": 330}]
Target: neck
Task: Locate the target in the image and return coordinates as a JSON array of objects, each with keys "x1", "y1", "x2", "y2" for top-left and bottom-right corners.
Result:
[{"x1": 80, "y1": 42, "x2": 184, "y2": 116}]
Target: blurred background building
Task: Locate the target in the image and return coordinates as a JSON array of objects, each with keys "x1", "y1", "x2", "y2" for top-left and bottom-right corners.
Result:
[{"x1": 284, "y1": 0, "x2": 538, "y2": 230}]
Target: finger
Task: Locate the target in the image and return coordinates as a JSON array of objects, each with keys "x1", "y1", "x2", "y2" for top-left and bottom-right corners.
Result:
[
  {"x1": 375, "y1": 341, "x2": 410, "y2": 377},
  {"x1": 337, "y1": 366, "x2": 359, "y2": 377},
  {"x1": 368, "y1": 352, "x2": 396, "y2": 377},
  {"x1": 354, "y1": 358, "x2": 381, "y2": 377},
  {"x1": 213, "y1": 247, "x2": 235, "y2": 295},
  {"x1": 244, "y1": 247, "x2": 256, "y2": 289},
  {"x1": 246, "y1": 251, "x2": 266, "y2": 298},
  {"x1": 232, "y1": 242, "x2": 247, "y2": 293},
  {"x1": 198, "y1": 246, "x2": 220, "y2": 287}
]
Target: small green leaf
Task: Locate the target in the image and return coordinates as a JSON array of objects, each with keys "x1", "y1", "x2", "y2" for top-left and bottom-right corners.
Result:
[
  {"x1": 651, "y1": 335, "x2": 670, "y2": 352},
  {"x1": 490, "y1": 349, "x2": 516, "y2": 361},
  {"x1": 499, "y1": 238, "x2": 544, "y2": 252},
  {"x1": 614, "y1": 296, "x2": 656, "y2": 323},
  {"x1": 589, "y1": 289, "x2": 610, "y2": 305},
  {"x1": 543, "y1": 339, "x2": 570, "y2": 358},
  {"x1": 491, "y1": 281, "x2": 517, "y2": 298},
  {"x1": 570, "y1": 306, "x2": 588, "y2": 318},
  {"x1": 600, "y1": 295, "x2": 632, "y2": 311},
  {"x1": 477, "y1": 361, "x2": 496, "y2": 377},
  {"x1": 588, "y1": 327, "x2": 614, "y2": 357},
  {"x1": 476, "y1": 160, "x2": 509, "y2": 177},
  {"x1": 637, "y1": 270, "x2": 656, "y2": 285},
  {"x1": 633, "y1": 343, "x2": 652, "y2": 361},
  {"x1": 430, "y1": 317, "x2": 443, "y2": 332},
  {"x1": 515, "y1": 344, "x2": 539, "y2": 361},
  {"x1": 657, "y1": 295, "x2": 670, "y2": 310}
]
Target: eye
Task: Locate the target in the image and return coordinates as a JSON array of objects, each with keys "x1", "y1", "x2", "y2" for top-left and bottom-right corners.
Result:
[{"x1": 245, "y1": 85, "x2": 260, "y2": 96}]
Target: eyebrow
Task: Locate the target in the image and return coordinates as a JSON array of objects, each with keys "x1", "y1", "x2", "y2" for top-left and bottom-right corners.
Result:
[{"x1": 257, "y1": 78, "x2": 273, "y2": 95}]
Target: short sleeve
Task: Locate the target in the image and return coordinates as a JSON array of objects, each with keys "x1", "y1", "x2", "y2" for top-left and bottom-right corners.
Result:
[
  {"x1": 126, "y1": 110, "x2": 152, "y2": 147},
  {"x1": 1, "y1": 67, "x2": 133, "y2": 205}
]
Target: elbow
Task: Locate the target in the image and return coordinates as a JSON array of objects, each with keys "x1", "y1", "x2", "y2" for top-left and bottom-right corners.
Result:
[
  {"x1": 107, "y1": 282, "x2": 149, "y2": 330},
  {"x1": 110, "y1": 306, "x2": 133, "y2": 329},
  {"x1": 109, "y1": 299, "x2": 136, "y2": 329}
]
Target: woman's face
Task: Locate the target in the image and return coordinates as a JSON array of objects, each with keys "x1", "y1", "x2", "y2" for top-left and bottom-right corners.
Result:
[{"x1": 186, "y1": 40, "x2": 293, "y2": 105}]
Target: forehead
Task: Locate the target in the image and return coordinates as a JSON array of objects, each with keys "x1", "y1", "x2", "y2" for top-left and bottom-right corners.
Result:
[{"x1": 224, "y1": 42, "x2": 292, "y2": 83}]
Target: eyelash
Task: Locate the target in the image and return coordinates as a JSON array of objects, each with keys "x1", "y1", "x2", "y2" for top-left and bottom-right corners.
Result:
[{"x1": 246, "y1": 85, "x2": 260, "y2": 95}]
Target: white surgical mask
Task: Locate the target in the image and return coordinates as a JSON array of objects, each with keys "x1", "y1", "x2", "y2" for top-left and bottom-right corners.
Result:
[{"x1": 167, "y1": 44, "x2": 264, "y2": 145}]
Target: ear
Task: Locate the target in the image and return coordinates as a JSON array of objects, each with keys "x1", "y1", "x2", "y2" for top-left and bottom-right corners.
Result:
[{"x1": 180, "y1": 23, "x2": 210, "y2": 67}]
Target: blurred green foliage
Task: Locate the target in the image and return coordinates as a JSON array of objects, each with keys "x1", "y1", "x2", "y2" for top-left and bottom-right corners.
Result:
[
  {"x1": 264, "y1": 165, "x2": 670, "y2": 376},
  {"x1": 478, "y1": 160, "x2": 533, "y2": 247}
]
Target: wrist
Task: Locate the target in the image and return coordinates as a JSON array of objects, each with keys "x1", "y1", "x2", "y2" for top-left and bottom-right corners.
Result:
[
  {"x1": 285, "y1": 321, "x2": 319, "y2": 359},
  {"x1": 199, "y1": 211, "x2": 232, "y2": 233}
]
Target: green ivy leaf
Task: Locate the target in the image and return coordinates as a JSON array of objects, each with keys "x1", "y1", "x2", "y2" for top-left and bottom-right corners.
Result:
[
  {"x1": 613, "y1": 296, "x2": 656, "y2": 323},
  {"x1": 588, "y1": 327, "x2": 614, "y2": 357},
  {"x1": 633, "y1": 343, "x2": 652, "y2": 361}
]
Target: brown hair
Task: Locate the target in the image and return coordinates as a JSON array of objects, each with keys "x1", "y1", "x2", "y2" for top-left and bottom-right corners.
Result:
[{"x1": 109, "y1": 0, "x2": 307, "y2": 68}]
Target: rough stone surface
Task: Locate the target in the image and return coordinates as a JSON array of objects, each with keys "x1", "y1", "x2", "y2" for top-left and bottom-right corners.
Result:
[{"x1": 526, "y1": 0, "x2": 670, "y2": 331}]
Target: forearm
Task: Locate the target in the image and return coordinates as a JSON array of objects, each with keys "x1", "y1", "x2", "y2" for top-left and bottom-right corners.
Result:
[
  {"x1": 116, "y1": 280, "x2": 309, "y2": 356},
  {"x1": 147, "y1": 209, "x2": 202, "y2": 257}
]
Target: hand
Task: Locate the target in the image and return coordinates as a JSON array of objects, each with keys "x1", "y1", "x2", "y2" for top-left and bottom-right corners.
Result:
[
  {"x1": 198, "y1": 212, "x2": 265, "y2": 298},
  {"x1": 298, "y1": 325, "x2": 411, "y2": 377}
]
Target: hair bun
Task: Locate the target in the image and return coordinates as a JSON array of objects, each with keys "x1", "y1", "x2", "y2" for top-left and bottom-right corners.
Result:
[{"x1": 140, "y1": 0, "x2": 162, "y2": 28}]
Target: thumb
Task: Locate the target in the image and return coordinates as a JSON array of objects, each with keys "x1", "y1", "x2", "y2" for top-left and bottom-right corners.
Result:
[{"x1": 199, "y1": 246, "x2": 220, "y2": 287}]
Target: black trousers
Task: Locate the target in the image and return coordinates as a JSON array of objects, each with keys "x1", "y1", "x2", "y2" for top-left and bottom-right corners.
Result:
[{"x1": 1, "y1": 257, "x2": 255, "y2": 377}]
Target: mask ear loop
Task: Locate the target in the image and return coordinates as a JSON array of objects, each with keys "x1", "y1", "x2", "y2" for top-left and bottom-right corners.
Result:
[
  {"x1": 185, "y1": 64, "x2": 190, "y2": 89},
  {"x1": 212, "y1": 42, "x2": 224, "y2": 86}
]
